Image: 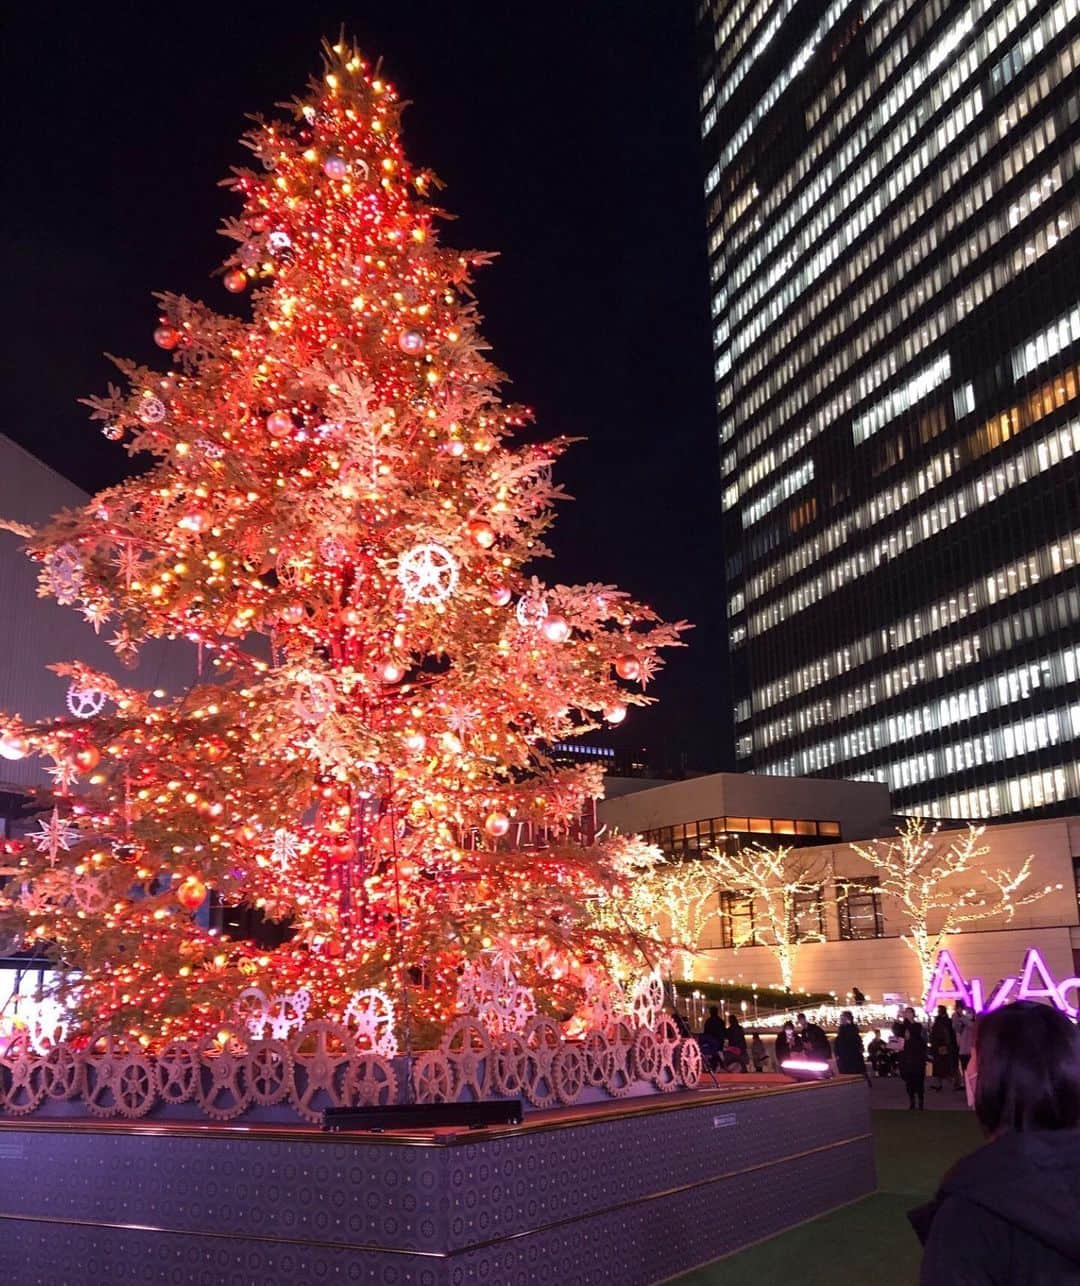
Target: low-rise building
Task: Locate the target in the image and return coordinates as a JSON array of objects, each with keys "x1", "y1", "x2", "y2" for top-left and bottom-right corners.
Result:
[{"x1": 600, "y1": 773, "x2": 1080, "y2": 1004}]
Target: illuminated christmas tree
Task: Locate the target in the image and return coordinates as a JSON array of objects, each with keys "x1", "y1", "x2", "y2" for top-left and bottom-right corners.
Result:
[{"x1": 0, "y1": 41, "x2": 684, "y2": 1050}]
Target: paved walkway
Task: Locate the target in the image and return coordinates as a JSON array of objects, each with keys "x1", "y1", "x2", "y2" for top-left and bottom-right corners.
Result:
[
  {"x1": 669, "y1": 1109, "x2": 983, "y2": 1285},
  {"x1": 868, "y1": 1071, "x2": 971, "y2": 1111}
]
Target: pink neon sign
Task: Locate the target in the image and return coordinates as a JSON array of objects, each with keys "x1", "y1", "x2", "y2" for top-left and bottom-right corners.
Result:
[{"x1": 925, "y1": 946, "x2": 1080, "y2": 1018}]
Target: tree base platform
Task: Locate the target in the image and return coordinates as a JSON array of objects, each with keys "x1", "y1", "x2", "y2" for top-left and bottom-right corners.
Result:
[{"x1": 1, "y1": 1077, "x2": 874, "y2": 1285}]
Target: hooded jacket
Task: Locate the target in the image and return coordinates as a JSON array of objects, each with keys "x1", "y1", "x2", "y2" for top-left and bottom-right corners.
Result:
[{"x1": 909, "y1": 1128, "x2": 1080, "y2": 1284}]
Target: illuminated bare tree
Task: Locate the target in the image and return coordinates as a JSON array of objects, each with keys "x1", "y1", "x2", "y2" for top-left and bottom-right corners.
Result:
[
  {"x1": 848, "y1": 818, "x2": 1057, "y2": 997},
  {"x1": 702, "y1": 844, "x2": 831, "y2": 992},
  {"x1": 627, "y1": 860, "x2": 725, "y2": 978}
]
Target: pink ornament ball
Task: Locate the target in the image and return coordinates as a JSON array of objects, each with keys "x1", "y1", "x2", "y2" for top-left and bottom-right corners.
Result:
[
  {"x1": 323, "y1": 156, "x2": 348, "y2": 179},
  {"x1": 542, "y1": 615, "x2": 570, "y2": 644},
  {"x1": 153, "y1": 325, "x2": 181, "y2": 350},
  {"x1": 266, "y1": 410, "x2": 295, "y2": 439},
  {"x1": 224, "y1": 269, "x2": 248, "y2": 293},
  {"x1": 484, "y1": 811, "x2": 511, "y2": 838},
  {"x1": 398, "y1": 330, "x2": 425, "y2": 355},
  {"x1": 603, "y1": 702, "x2": 628, "y2": 725},
  {"x1": 280, "y1": 603, "x2": 305, "y2": 625},
  {"x1": 488, "y1": 585, "x2": 512, "y2": 607},
  {"x1": 614, "y1": 655, "x2": 641, "y2": 681}
]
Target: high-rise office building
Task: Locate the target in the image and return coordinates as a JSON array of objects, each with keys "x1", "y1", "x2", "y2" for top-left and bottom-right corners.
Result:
[{"x1": 699, "y1": 0, "x2": 1080, "y2": 819}]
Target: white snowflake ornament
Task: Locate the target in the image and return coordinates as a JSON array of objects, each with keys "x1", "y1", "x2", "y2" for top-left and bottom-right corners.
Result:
[
  {"x1": 46, "y1": 544, "x2": 84, "y2": 606},
  {"x1": 30, "y1": 808, "x2": 80, "y2": 866},
  {"x1": 271, "y1": 828, "x2": 301, "y2": 865}
]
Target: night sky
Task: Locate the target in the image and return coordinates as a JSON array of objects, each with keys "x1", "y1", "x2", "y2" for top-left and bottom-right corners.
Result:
[{"x1": 3, "y1": 3, "x2": 728, "y2": 772}]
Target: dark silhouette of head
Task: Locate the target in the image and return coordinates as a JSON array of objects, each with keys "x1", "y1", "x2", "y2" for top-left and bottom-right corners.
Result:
[
  {"x1": 708, "y1": 1005, "x2": 720, "y2": 1018},
  {"x1": 973, "y1": 1001, "x2": 1080, "y2": 1136}
]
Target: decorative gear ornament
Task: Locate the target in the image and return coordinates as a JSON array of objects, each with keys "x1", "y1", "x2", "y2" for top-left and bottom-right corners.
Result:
[
  {"x1": 45, "y1": 544, "x2": 84, "y2": 606},
  {"x1": 136, "y1": 395, "x2": 166, "y2": 425},
  {"x1": 342, "y1": 988, "x2": 398, "y2": 1058},
  {"x1": 65, "y1": 684, "x2": 108, "y2": 719},
  {"x1": 287, "y1": 1020, "x2": 355, "y2": 1124},
  {"x1": 293, "y1": 673, "x2": 337, "y2": 725},
  {"x1": 440, "y1": 1017, "x2": 493, "y2": 1100},
  {"x1": 630, "y1": 971, "x2": 665, "y2": 1029},
  {"x1": 348, "y1": 1054, "x2": 398, "y2": 1107},
  {"x1": 515, "y1": 590, "x2": 549, "y2": 630},
  {"x1": 266, "y1": 989, "x2": 311, "y2": 1040},
  {"x1": 396, "y1": 542, "x2": 459, "y2": 605}
]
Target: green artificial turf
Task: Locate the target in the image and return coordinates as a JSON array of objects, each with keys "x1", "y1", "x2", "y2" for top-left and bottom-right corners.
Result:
[{"x1": 670, "y1": 1110, "x2": 983, "y2": 1286}]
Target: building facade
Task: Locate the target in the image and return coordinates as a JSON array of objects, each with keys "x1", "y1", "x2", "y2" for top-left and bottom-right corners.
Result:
[
  {"x1": 699, "y1": 0, "x2": 1080, "y2": 819},
  {"x1": 688, "y1": 814, "x2": 1080, "y2": 1005},
  {"x1": 0, "y1": 435, "x2": 197, "y2": 813},
  {"x1": 603, "y1": 771, "x2": 1080, "y2": 1001}
]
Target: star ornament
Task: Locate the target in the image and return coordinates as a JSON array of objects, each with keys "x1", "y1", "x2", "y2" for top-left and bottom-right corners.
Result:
[{"x1": 30, "y1": 807, "x2": 80, "y2": 866}]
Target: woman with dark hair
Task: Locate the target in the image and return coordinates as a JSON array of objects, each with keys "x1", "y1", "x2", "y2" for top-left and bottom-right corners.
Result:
[
  {"x1": 910, "y1": 1001, "x2": 1080, "y2": 1283},
  {"x1": 899, "y1": 1008, "x2": 928, "y2": 1109},
  {"x1": 833, "y1": 1010, "x2": 869, "y2": 1080},
  {"x1": 929, "y1": 1003, "x2": 957, "y2": 1091}
]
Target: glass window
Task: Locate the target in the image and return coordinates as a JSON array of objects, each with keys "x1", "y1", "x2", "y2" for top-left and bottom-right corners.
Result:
[
  {"x1": 726, "y1": 817, "x2": 749, "y2": 832},
  {"x1": 795, "y1": 820, "x2": 819, "y2": 835},
  {"x1": 749, "y1": 817, "x2": 772, "y2": 833},
  {"x1": 838, "y1": 877, "x2": 885, "y2": 940},
  {"x1": 818, "y1": 821, "x2": 842, "y2": 837},
  {"x1": 772, "y1": 819, "x2": 796, "y2": 834},
  {"x1": 790, "y1": 886, "x2": 825, "y2": 942},
  {"x1": 719, "y1": 890, "x2": 756, "y2": 948}
]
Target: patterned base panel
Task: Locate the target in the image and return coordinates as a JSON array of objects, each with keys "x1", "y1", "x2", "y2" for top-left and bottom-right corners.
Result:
[{"x1": 0, "y1": 1078, "x2": 875, "y2": 1285}]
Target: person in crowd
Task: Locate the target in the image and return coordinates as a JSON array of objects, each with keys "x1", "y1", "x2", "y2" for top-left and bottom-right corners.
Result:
[
  {"x1": 703, "y1": 1005, "x2": 726, "y2": 1044},
  {"x1": 834, "y1": 1009, "x2": 869, "y2": 1081},
  {"x1": 699, "y1": 1004, "x2": 726, "y2": 1071},
  {"x1": 910, "y1": 1001, "x2": 1080, "y2": 1282},
  {"x1": 795, "y1": 1012, "x2": 831, "y2": 1061},
  {"x1": 900, "y1": 1009, "x2": 928, "y2": 1109},
  {"x1": 851, "y1": 984, "x2": 867, "y2": 1006},
  {"x1": 930, "y1": 1003, "x2": 957, "y2": 1091},
  {"x1": 750, "y1": 1031, "x2": 768, "y2": 1072},
  {"x1": 867, "y1": 1028, "x2": 892, "y2": 1077},
  {"x1": 953, "y1": 999, "x2": 975, "y2": 1090},
  {"x1": 720, "y1": 1014, "x2": 749, "y2": 1071},
  {"x1": 774, "y1": 1021, "x2": 799, "y2": 1066}
]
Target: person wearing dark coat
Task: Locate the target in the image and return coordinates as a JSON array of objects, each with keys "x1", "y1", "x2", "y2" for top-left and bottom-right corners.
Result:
[
  {"x1": 795, "y1": 1012, "x2": 831, "y2": 1061},
  {"x1": 700, "y1": 1005, "x2": 726, "y2": 1071},
  {"x1": 774, "y1": 1022, "x2": 799, "y2": 1067},
  {"x1": 899, "y1": 1006, "x2": 928, "y2": 1109},
  {"x1": 929, "y1": 1004, "x2": 957, "y2": 1090},
  {"x1": 910, "y1": 1000, "x2": 1080, "y2": 1284},
  {"x1": 725, "y1": 1014, "x2": 747, "y2": 1054},
  {"x1": 833, "y1": 1010, "x2": 868, "y2": 1080},
  {"x1": 702, "y1": 1006, "x2": 726, "y2": 1045}
]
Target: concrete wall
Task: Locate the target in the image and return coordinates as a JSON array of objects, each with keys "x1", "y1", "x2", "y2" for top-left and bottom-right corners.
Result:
[
  {"x1": 684, "y1": 816, "x2": 1080, "y2": 1003},
  {"x1": 599, "y1": 771, "x2": 893, "y2": 841}
]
